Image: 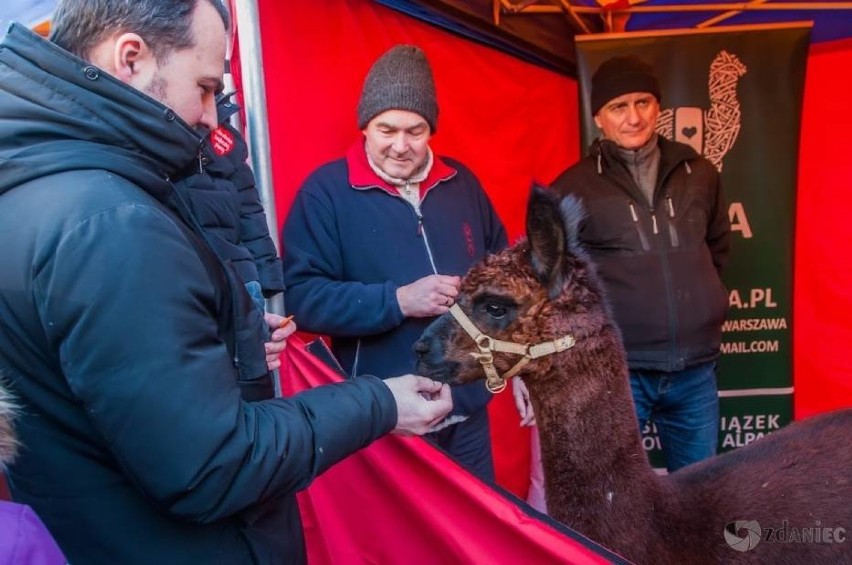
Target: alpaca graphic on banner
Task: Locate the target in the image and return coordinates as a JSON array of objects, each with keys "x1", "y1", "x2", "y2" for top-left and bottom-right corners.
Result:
[{"x1": 656, "y1": 51, "x2": 747, "y2": 172}]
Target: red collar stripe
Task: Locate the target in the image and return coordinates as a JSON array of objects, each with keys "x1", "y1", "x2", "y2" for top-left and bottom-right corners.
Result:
[{"x1": 346, "y1": 140, "x2": 456, "y2": 197}]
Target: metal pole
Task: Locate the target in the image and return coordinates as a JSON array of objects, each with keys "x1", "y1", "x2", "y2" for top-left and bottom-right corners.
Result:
[
  {"x1": 231, "y1": 0, "x2": 285, "y2": 397},
  {"x1": 232, "y1": 0, "x2": 279, "y2": 261},
  {"x1": 231, "y1": 0, "x2": 284, "y2": 317}
]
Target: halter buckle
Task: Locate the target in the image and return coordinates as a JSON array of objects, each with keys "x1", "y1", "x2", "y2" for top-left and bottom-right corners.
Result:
[
  {"x1": 486, "y1": 375, "x2": 507, "y2": 394},
  {"x1": 475, "y1": 334, "x2": 494, "y2": 351}
]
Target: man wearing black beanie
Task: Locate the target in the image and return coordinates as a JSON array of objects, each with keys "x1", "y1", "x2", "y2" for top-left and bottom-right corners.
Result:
[
  {"x1": 549, "y1": 55, "x2": 731, "y2": 474},
  {"x1": 282, "y1": 45, "x2": 508, "y2": 482}
]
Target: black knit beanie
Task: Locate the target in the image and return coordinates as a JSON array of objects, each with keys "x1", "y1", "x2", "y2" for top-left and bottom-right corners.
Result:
[
  {"x1": 357, "y1": 45, "x2": 438, "y2": 133},
  {"x1": 590, "y1": 55, "x2": 661, "y2": 116}
]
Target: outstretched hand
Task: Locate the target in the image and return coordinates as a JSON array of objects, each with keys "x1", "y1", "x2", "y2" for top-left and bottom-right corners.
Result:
[
  {"x1": 513, "y1": 377, "x2": 536, "y2": 426},
  {"x1": 396, "y1": 274, "x2": 460, "y2": 318},
  {"x1": 264, "y1": 313, "x2": 297, "y2": 371},
  {"x1": 384, "y1": 375, "x2": 452, "y2": 436}
]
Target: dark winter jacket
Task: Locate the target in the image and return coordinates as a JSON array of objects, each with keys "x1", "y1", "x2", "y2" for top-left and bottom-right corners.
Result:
[
  {"x1": 173, "y1": 95, "x2": 284, "y2": 396},
  {"x1": 552, "y1": 136, "x2": 730, "y2": 372},
  {"x1": 174, "y1": 95, "x2": 285, "y2": 297},
  {"x1": 0, "y1": 24, "x2": 396, "y2": 564},
  {"x1": 282, "y1": 141, "x2": 508, "y2": 416}
]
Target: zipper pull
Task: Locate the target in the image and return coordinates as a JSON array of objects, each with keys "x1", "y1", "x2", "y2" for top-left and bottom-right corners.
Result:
[
  {"x1": 627, "y1": 201, "x2": 651, "y2": 251},
  {"x1": 651, "y1": 213, "x2": 659, "y2": 234},
  {"x1": 666, "y1": 196, "x2": 675, "y2": 218},
  {"x1": 197, "y1": 150, "x2": 204, "y2": 174},
  {"x1": 417, "y1": 215, "x2": 423, "y2": 236}
]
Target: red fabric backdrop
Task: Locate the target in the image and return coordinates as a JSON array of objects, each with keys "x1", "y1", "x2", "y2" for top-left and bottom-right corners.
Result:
[
  {"x1": 794, "y1": 38, "x2": 852, "y2": 419},
  {"x1": 256, "y1": 0, "x2": 852, "y2": 498}
]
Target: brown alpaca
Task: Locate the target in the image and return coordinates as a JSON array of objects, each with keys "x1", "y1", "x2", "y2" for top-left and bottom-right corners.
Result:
[{"x1": 415, "y1": 187, "x2": 852, "y2": 564}]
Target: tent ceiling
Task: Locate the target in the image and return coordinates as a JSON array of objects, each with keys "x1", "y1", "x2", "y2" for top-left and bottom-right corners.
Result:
[
  {"x1": 3, "y1": 0, "x2": 850, "y2": 75},
  {"x1": 0, "y1": 0, "x2": 55, "y2": 36},
  {"x1": 379, "y1": 0, "x2": 852, "y2": 75}
]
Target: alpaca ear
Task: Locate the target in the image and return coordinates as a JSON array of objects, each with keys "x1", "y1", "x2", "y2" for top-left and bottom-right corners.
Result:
[{"x1": 526, "y1": 185, "x2": 566, "y2": 299}]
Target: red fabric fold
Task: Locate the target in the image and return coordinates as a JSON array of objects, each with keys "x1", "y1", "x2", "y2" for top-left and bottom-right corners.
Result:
[{"x1": 280, "y1": 337, "x2": 617, "y2": 564}]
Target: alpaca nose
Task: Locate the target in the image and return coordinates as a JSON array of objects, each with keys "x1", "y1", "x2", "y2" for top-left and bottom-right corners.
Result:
[{"x1": 413, "y1": 338, "x2": 431, "y2": 359}]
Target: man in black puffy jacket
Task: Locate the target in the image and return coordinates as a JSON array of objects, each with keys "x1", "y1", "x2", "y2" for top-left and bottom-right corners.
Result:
[
  {"x1": 175, "y1": 93, "x2": 285, "y2": 399},
  {"x1": 0, "y1": 1, "x2": 452, "y2": 563},
  {"x1": 178, "y1": 93, "x2": 284, "y2": 308}
]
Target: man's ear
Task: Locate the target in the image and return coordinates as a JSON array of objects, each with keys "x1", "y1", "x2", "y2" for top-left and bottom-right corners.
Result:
[
  {"x1": 593, "y1": 114, "x2": 602, "y2": 130},
  {"x1": 111, "y1": 33, "x2": 154, "y2": 83}
]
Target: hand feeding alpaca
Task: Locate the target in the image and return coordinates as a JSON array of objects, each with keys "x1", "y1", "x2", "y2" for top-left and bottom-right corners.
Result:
[{"x1": 415, "y1": 187, "x2": 851, "y2": 564}]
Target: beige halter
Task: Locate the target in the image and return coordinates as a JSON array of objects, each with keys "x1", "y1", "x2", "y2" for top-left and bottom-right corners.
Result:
[{"x1": 447, "y1": 303, "x2": 576, "y2": 393}]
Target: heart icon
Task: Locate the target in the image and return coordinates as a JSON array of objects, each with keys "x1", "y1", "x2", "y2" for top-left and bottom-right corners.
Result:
[{"x1": 682, "y1": 126, "x2": 698, "y2": 139}]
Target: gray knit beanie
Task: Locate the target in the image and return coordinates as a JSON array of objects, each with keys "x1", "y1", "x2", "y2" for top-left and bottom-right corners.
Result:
[
  {"x1": 591, "y1": 55, "x2": 661, "y2": 116},
  {"x1": 357, "y1": 45, "x2": 438, "y2": 133}
]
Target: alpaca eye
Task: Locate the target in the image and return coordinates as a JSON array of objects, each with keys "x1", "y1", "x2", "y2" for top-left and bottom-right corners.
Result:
[{"x1": 485, "y1": 304, "x2": 507, "y2": 319}]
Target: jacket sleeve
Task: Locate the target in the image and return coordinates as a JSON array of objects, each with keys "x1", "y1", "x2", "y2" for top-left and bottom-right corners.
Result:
[
  {"x1": 36, "y1": 203, "x2": 397, "y2": 523},
  {"x1": 705, "y1": 167, "x2": 731, "y2": 275},
  {"x1": 226, "y1": 124, "x2": 285, "y2": 296},
  {"x1": 281, "y1": 177, "x2": 406, "y2": 337}
]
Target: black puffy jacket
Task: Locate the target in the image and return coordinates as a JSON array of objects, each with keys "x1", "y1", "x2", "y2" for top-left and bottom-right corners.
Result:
[
  {"x1": 552, "y1": 136, "x2": 730, "y2": 372},
  {"x1": 173, "y1": 96, "x2": 285, "y2": 393},
  {"x1": 0, "y1": 24, "x2": 396, "y2": 564},
  {"x1": 174, "y1": 96, "x2": 285, "y2": 297}
]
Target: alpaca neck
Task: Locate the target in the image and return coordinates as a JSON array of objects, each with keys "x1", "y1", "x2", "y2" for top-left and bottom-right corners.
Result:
[{"x1": 529, "y1": 330, "x2": 667, "y2": 553}]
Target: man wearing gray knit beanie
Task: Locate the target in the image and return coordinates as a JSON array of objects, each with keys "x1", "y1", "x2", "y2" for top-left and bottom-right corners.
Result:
[
  {"x1": 546, "y1": 54, "x2": 731, "y2": 477},
  {"x1": 357, "y1": 44, "x2": 438, "y2": 134},
  {"x1": 282, "y1": 44, "x2": 508, "y2": 483}
]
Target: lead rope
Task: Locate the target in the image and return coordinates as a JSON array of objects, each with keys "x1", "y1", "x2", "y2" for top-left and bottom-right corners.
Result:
[{"x1": 447, "y1": 304, "x2": 576, "y2": 393}]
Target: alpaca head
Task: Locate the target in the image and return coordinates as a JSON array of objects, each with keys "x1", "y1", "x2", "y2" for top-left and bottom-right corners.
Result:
[
  {"x1": 415, "y1": 186, "x2": 616, "y2": 392},
  {"x1": 711, "y1": 50, "x2": 747, "y2": 79}
]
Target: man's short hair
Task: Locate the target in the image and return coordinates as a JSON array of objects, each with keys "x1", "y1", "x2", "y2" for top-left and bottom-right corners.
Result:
[{"x1": 49, "y1": 0, "x2": 230, "y2": 63}]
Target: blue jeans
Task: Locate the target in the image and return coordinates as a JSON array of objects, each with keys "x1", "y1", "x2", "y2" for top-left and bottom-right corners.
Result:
[{"x1": 630, "y1": 361, "x2": 720, "y2": 472}]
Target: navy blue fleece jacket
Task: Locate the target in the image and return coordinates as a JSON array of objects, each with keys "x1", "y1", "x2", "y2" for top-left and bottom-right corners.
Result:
[{"x1": 282, "y1": 141, "x2": 507, "y2": 415}]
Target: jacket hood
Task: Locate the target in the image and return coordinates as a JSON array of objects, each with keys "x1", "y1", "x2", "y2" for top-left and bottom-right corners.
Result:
[
  {"x1": 0, "y1": 24, "x2": 202, "y2": 200},
  {"x1": 0, "y1": 382, "x2": 18, "y2": 470}
]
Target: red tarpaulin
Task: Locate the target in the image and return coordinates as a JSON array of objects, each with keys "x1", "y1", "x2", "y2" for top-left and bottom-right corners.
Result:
[
  {"x1": 793, "y1": 38, "x2": 852, "y2": 419},
  {"x1": 280, "y1": 336, "x2": 623, "y2": 564}
]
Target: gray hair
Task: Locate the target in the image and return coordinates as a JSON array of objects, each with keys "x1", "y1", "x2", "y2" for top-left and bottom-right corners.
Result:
[{"x1": 49, "y1": 0, "x2": 230, "y2": 63}]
